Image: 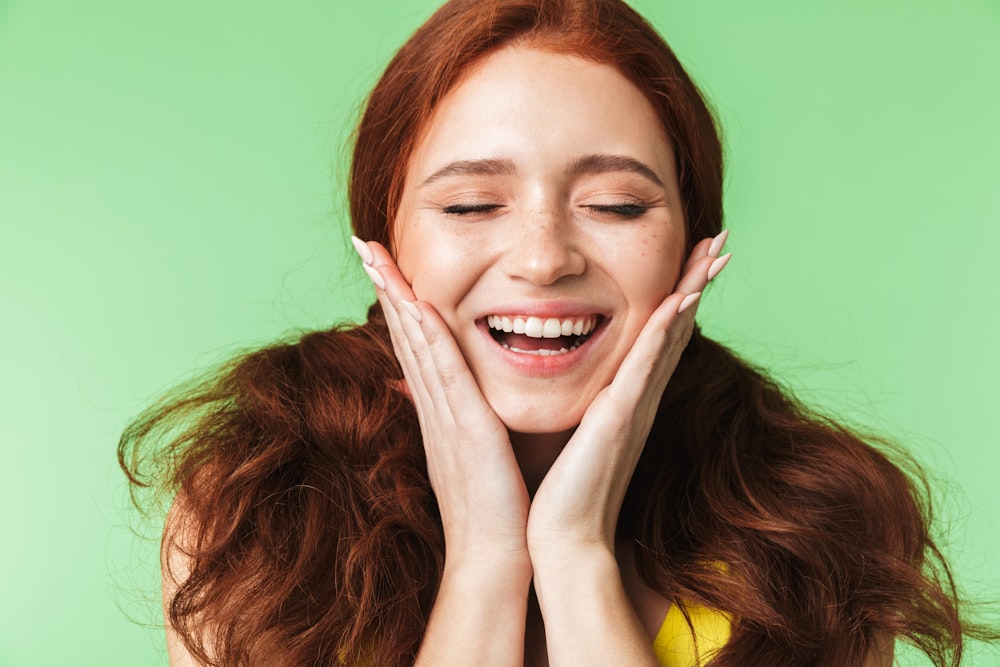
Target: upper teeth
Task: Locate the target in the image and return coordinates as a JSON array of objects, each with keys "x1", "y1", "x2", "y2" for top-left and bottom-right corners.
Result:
[{"x1": 486, "y1": 315, "x2": 597, "y2": 338}]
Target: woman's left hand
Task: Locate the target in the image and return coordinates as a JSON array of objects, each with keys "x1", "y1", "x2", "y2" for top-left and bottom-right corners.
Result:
[
  {"x1": 525, "y1": 233, "x2": 729, "y2": 665},
  {"x1": 527, "y1": 233, "x2": 728, "y2": 553}
]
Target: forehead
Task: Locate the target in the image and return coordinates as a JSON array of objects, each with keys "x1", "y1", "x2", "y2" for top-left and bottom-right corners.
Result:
[{"x1": 405, "y1": 45, "x2": 675, "y2": 181}]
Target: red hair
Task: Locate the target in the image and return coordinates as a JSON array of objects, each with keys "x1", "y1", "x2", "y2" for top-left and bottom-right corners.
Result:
[
  {"x1": 350, "y1": 0, "x2": 723, "y2": 253},
  {"x1": 121, "y1": 0, "x2": 989, "y2": 664}
]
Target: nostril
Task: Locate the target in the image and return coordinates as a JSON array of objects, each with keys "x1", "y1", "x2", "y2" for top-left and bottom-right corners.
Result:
[{"x1": 504, "y1": 240, "x2": 585, "y2": 285}]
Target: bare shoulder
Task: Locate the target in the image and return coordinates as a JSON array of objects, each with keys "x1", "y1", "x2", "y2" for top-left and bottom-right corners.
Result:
[
  {"x1": 161, "y1": 492, "x2": 207, "y2": 667},
  {"x1": 863, "y1": 632, "x2": 895, "y2": 667}
]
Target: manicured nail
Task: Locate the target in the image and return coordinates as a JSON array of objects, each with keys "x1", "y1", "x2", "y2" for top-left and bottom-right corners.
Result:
[
  {"x1": 707, "y1": 252, "x2": 732, "y2": 281},
  {"x1": 708, "y1": 229, "x2": 729, "y2": 258},
  {"x1": 400, "y1": 300, "x2": 422, "y2": 322},
  {"x1": 678, "y1": 291, "x2": 701, "y2": 314},
  {"x1": 351, "y1": 235, "x2": 374, "y2": 265},
  {"x1": 362, "y1": 263, "x2": 385, "y2": 289}
]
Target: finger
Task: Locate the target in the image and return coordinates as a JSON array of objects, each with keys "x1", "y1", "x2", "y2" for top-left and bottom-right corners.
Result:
[
  {"x1": 366, "y1": 240, "x2": 418, "y2": 304},
  {"x1": 362, "y1": 240, "x2": 498, "y2": 432},
  {"x1": 353, "y1": 239, "x2": 438, "y2": 424},
  {"x1": 674, "y1": 253, "x2": 714, "y2": 298},
  {"x1": 614, "y1": 291, "x2": 688, "y2": 386},
  {"x1": 604, "y1": 283, "x2": 704, "y2": 415},
  {"x1": 707, "y1": 228, "x2": 729, "y2": 258},
  {"x1": 681, "y1": 228, "x2": 728, "y2": 274},
  {"x1": 363, "y1": 243, "x2": 464, "y2": 419},
  {"x1": 682, "y1": 235, "x2": 715, "y2": 274},
  {"x1": 619, "y1": 233, "x2": 734, "y2": 385},
  {"x1": 676, "y1": 249, "x2": 731, "y2": 296},
  {"x1": 371, "y1": 268, "x2": 437, "y2": 424}
]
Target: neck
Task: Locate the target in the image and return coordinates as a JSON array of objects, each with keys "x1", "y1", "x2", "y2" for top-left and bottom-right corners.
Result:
[{"x1": 509, "y1": 428, "x2": 575, "y2": 496}]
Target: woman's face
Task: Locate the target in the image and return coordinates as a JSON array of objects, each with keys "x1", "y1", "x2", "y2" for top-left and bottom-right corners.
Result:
[{"x1": 394, "y1": 46, "x2": 686, "y2": 436}]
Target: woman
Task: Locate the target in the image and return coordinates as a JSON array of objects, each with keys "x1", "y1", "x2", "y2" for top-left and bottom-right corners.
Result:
[{"x1": 120, "y1": 0, "x2": 982, "y2": 664}]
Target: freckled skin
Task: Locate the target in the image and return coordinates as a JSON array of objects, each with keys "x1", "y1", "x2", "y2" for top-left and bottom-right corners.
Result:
[{"x1": 394, "y1": 46, "x2": 686, "y2": 435}]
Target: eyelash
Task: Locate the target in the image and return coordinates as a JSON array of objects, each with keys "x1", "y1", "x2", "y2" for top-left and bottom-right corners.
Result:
[
  {"x1": 440, "y1": 202, "x2": 650, "y2": 219},
  {"x1": 442, "y1": 203, "x2": 504, "y2": 216},
  {"x1": 587, "y1": 203, "x2": 649, "y2": 219}
]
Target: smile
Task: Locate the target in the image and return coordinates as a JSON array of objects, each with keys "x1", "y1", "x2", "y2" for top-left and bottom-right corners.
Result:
[{"x1": 486, "y1": 314, "x2": 599, "y2": 356}]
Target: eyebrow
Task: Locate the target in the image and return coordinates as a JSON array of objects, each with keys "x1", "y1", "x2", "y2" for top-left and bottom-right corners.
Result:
[
  {"x1": 568, "y1": 153, "x2": 664, "y2": 187},
  {"x1": 419, "y1": 153, "x2": 664, "y2": 188},
  {"x1": 420, "y1": 158, "x2": 517, "y2": 187}
]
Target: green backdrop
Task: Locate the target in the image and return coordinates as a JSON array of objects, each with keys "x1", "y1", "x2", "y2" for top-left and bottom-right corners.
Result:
[{"x1": 1, "y1": 1, "x2": 997, "y2": 664}]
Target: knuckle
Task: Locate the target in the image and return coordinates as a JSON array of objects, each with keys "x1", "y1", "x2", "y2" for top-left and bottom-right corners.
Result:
[{"x1": 410, "y1": 344, "x2": 432, "y2": 368}]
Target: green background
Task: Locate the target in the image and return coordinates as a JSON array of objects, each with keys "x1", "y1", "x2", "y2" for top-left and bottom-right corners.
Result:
[{"x1": 1, "y1": 0, "x2": 997, "y2": 664}]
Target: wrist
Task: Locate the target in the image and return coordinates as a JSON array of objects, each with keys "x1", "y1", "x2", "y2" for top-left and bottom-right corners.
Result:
[
  {"x1": 443, "y1": 548, "x2": 533, "y2": 589},
  {"x1": 529, "y1": 541, "x2": 618, "y2": 592},
  {"x1": 435, "y1": 555, "x2": 533, "y2": 622},
  {"x1": 527, "y1": 527, "x2": 615, "y2": 563}
]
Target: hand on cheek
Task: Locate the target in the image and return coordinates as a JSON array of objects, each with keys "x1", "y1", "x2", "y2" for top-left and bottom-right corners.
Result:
[
  {"x1": 350, "y1": 230, "x2": 732, "y2": 558},
  {"x1": 527, "y1": 230, "x2": 731, "y2": 551},
  {"x1": 352, "y1": 236, "x2": 532, "y2": 567}
]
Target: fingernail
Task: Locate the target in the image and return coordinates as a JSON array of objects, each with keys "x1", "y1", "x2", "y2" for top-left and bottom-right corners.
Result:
[
  {"x1": 678, "y1": 292, "x2": 702, "y2": 314},
  {"x1": 708, "y1": 229, "x2": 729, "y2": 258},
  {"x1": 400, "y1": 300, "x2": 422, "y2": 323},
  {"x1": 362, "y1": 263, "x2": 385, "y2": 289},
  {"x1": 351, "y1": 235, "x2": 374, "y2": 265},
  {"x1": 707, "y1": 252, "x2": 732, "y2": 281}
]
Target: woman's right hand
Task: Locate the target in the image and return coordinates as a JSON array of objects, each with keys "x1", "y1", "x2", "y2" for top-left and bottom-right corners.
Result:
[
  {"x1": 356, "y1": 238, "x2": 532, "y2": 665},
  {"x1": 354, "y1": 237, "x2": 532, "y2": 571}
]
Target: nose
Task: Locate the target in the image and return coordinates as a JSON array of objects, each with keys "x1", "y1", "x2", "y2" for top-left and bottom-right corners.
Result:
[{"x1": 500, "y1": 209, "x2": 585, "y2": 285}]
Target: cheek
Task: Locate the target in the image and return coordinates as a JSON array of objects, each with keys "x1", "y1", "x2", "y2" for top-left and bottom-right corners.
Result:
[
  {"x1": 397, "y1": 227, "x2": 483, "y2": 314},
  {"x1": 394, "y1": 219, "x2": 441, "y2": 293},
  {"x1": 615, "y1": 225, "x2": 685, "y2": 301}
]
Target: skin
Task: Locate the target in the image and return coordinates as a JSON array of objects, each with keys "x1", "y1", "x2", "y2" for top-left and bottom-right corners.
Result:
[
  {"x1": 160, "y1": 45, "x2": 894, "y2": 667},
  {"x1": 359, "y1": 46, "x2": 725, "y2": 666}
]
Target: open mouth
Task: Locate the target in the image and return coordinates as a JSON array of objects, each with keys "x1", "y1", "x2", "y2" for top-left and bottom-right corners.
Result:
[{"x1": 485, "y1": 314, "x2": 601, "y2": 356}]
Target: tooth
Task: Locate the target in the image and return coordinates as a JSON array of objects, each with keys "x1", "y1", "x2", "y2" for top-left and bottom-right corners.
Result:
[
  {"x1": 560, "y1": 319, "x2": 574, "y2": 336},
  {"x1": 504, "y1": 344, "x2": 577, "y2": 356},
  {"x1": 584, "y1": 316, "x2": 595, "y2": 335},
  {"x1": 572, "y1": 318, "x2": 584, "y2": 335},
  {"x1": 513, "y1": 317, "x2": 526, "y2": 334},
  {"x1": 488, "y1": 315, "x2": 497, "y2": 329},
  {"x1": 542, "y1": 318, "x2": 562, "y2": 338},
  {"x1": 500, "y1": 316, "x2": 511, "y2": 332},
  {"x1": 524, "y1": 317, "x2": 544, "y2": 338}
]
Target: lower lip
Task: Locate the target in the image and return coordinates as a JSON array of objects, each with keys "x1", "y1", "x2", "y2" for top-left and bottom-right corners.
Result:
[{"x1": 477, "y1": 321, "x2": 605, "y2": 376}]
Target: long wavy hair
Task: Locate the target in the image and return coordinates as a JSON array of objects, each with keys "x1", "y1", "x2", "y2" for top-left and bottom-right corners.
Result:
[{"x1": 120, "y1": 0, "x2": 985, "y2": 664}]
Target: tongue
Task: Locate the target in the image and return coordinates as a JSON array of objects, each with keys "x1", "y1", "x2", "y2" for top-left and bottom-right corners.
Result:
[{"x1": 500, "y1": 332, "x2": 570, "y2": 351}]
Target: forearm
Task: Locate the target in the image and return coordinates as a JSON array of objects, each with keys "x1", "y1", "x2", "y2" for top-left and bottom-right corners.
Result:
[
  {"x1": 532, "y1": 545, "x2": 659, "y2": 667},
  {"x1": 415, "y1": 557, "x2": 532, "y2": 666}
]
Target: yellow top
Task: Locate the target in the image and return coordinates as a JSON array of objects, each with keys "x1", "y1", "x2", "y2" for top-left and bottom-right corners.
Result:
[{"x1": 652, "y1": 602, "x2": 733, "y2": 667}]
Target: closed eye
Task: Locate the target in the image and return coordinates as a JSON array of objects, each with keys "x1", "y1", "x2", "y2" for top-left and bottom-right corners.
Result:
[
  {"x1": 586, "y1": 203, "x2": 649, "y2": 219},
  {"x1": 442, "y1": 203, "x2": 505, "y2": 216}
]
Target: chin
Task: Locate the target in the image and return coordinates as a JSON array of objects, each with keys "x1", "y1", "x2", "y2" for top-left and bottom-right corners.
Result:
[{"x1": 490, "y1": 401, "x2": 585, "y2": 439}]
